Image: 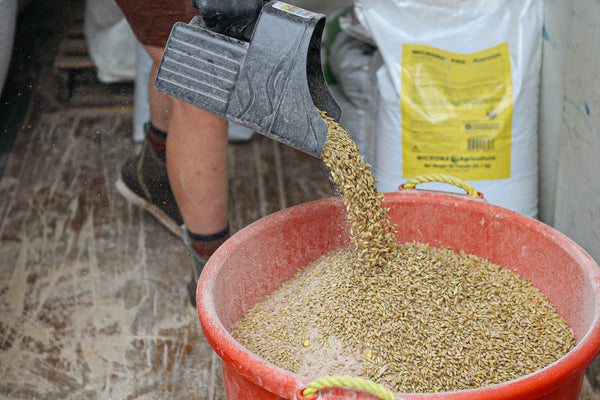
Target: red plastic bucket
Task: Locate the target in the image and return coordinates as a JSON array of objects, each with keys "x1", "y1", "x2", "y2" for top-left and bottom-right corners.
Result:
[{"x1": 197, "y1": 190, "x2": 600, "y2": 400}]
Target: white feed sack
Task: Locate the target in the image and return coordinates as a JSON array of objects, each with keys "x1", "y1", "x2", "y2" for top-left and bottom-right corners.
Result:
[{"x1": 354, "y1": 0, "x2": 543, "y2": 217}]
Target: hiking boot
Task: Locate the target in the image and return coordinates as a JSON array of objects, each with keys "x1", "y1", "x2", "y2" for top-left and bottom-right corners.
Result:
[
  {"x1": 115, "y1": 138, "x2": 183, "y2": 237},
  {"x1": 182, "y1": 225, "x2": 209, "y2": 308}
]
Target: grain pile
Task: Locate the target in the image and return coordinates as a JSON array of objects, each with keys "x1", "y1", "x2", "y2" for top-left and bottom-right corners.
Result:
[{"x1": 232, "y1": 112, "x2": 576, "y2": 393}]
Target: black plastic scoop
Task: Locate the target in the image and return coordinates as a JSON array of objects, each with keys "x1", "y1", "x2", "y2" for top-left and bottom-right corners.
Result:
[{"x1": 154, "y1": 1, "x2": 341, "y2": 158}]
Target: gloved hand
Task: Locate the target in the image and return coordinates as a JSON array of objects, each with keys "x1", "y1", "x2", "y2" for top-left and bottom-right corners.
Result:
[{"x1": 191, "y1": 0, "x2": 265, "y2": 41}]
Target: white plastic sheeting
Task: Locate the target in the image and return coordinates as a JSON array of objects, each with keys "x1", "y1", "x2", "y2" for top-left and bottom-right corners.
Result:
[
  {"x1": 328, "y1": 29, "x2": 377, "y2": 161},
  {"x1": 84, "y1": 0, "x2": 136, "y2": 83},
  {"x1": 0, "y1": 0, "x2": 17, "y2": 96}
]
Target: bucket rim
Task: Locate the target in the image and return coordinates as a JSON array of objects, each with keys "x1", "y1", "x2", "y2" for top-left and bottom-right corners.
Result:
[{"x1": 197, "y1": 191, "x2": 600, "y2": 400}]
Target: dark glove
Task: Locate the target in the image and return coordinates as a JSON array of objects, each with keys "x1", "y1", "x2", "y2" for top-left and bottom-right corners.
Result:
[{"x1": 191, "y1": 0, "x2": 265, "y2": 41}]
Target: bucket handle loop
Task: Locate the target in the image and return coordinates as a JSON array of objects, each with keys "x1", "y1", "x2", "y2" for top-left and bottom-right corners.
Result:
[
  {"x1": 301, "y1": 375, "x2": 397, "y2": 400},
  {"x1": 400, "y1": 173, "x2": 482, "y2": 199}
]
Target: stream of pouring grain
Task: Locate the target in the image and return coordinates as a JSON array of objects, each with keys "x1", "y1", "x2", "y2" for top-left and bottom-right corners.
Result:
[{"x1": 319, "y1": 110, "x2": 396, "y2": 268}]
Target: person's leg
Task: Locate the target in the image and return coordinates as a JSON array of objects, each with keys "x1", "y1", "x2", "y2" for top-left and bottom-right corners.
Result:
[
  {"x1": 144, "y1": 46, "x2": 171, "y2": 132},
  {"x1": 143, "y1": 45, "x2": 229, "y2": 237},
  {"x1": 167, "y1": 100, "x2": 230, "y2": 307},
  {"x1": 116, "y1": 45, "x2": 183, "y2": 235},
  {"x1": 144, "y1": 45, "x2": 230, "y2": 249},
  {"x1": 149, "y1": 46, "x2": 230, "y2": 307},
  {"x1": 113, "y1": 0, "x2": 228, "y2": 307},
  {"x1": 118, "y1": 44, "x2": 230, "y2": 306},
  {"x1": 117, "y1": 44, "x2": 230, "y2": 243},
  {"x1": 167, "y1": 100, "x2": 229, "y2": 236}
]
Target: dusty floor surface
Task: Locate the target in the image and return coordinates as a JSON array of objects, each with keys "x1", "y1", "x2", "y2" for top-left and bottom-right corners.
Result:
[
  {"x1": 0, "y1": 1, "x2": 331, "y2": 399},
  {"x1": 0, "y1": 1, "x2": 598, "y2": 400}
]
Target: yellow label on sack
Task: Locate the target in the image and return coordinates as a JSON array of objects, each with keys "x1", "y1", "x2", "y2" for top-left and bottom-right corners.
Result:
[{"x1": 400, "y1": 43, "x2": 513, "y2": 180}]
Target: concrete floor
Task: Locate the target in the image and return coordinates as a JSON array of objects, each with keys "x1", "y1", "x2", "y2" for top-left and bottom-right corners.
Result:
[
  {"x1": 0, "y1": 2, "x2": 331, "y2": 398},
  {"x1": 0, "y1": 106, "x2": 330, "y2": 400},
  {"x1": 0, "y1": 1, "x2": 598, "y2": 400}
]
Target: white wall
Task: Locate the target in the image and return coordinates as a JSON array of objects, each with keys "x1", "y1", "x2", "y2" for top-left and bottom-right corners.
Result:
[{"x1": 538, "y1": 0, "x2": 600, "y2": 264}]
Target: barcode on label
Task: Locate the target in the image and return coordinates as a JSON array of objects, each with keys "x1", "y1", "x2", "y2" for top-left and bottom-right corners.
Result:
[{"x1": 468, "y1": 137, "x2": 495, "y2": 151}]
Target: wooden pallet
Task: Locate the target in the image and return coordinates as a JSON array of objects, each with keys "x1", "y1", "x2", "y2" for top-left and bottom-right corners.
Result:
[{"x1": 52, "y1": 26, "x2": 95, "y2": 102}]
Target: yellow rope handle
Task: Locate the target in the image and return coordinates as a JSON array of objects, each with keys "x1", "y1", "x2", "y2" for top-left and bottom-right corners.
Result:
[
  {"x1": 302, "y1": 375, "x2": 396, "y2": 400},
  {"x1": 401, "y1": 173, "x2": 481, "y2": 198}
]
